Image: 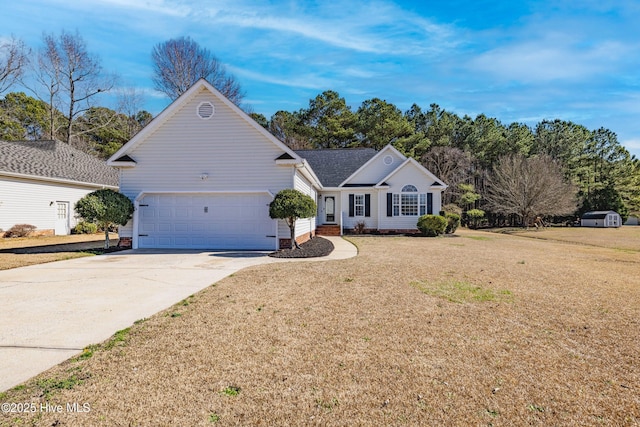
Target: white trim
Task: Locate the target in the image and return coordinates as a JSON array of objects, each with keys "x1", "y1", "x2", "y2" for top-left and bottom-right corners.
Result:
[
  {"x1": 108, "y1": 79, "x2": 302, "y2": 166},
  {"x1": 374, "y1": 157, "x2": 448, "y2": 189},
  {"x1": 295, "y1": 160, "x2": 323, "y2": 190},
  {"x1": 339, "y1": 145, "x2": 407, "y2": 187},
  {"x1": 131, "y1": 190, "x2": 276, "y2": 250},
  {"x1": 0, "y1": 171, "x2": 118, "y2": 190}
]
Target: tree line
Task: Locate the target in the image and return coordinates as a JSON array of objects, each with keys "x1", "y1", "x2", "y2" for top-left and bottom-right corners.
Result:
[
  {"x1": 252, "y1": 90, "x2": 640, "y2": 224},
  {"x1": 2, "y1": 33, "x2": 639, "y2": 225}
]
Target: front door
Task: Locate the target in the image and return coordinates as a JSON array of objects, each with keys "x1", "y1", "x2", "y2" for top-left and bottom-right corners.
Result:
[
  {"x1": 325, "y1": 196, "x2": 335, "y2": 223},
  {"x1": 55, "y1": 201, "x2": 70, "y2": 235}
]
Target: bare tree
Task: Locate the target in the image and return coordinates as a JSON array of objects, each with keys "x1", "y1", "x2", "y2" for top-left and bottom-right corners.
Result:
[
  {"x1": 151, "y1": 36, "x2": 244, "y2": 105},
  {"x1": 0, "y1": 36, "x2": 29, "y2": 95},
  {"x1": 421, "y1": 146, "x2": 472, "y2": 205},
  {"x1": 30, "y1": 31, "x2": 115, "y2": 144},
  {"x1": 116, "y1": 85, "x2": 150, "y2": 139},
  {"x1": 484, "y1": 154, "x2": 577, "y2": 227}
]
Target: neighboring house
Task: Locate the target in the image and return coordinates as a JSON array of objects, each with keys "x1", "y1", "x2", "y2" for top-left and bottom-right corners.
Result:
[
  {"x1": 624, "y1": 215, "x2": 639, "y2": 226},
  {"x1": 581, "y1": 211, "x2": 622, "y2": 228},
  {"x1": 108, "y1": 79, "x2": 447, "y2": 250},
  {"x1": 0, "y1": 140, "x2": 119, "y2": 235}
]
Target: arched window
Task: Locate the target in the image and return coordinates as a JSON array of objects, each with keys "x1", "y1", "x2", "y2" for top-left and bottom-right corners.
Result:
[{"x1": 392, "y1": 184, "x2": 428, "y2": 216}]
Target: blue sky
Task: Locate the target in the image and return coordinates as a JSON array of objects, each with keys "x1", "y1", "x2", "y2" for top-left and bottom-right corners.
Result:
[{"x1": 2, "y1": 0, "x2": 640, "y2": 157}]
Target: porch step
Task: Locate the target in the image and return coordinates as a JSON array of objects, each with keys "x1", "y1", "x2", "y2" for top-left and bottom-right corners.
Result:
[{"x1": 316, "y1": 225, "x2": 341, "y2": 236}]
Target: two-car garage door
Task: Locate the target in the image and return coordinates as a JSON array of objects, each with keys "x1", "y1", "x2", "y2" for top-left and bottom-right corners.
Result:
[{"x1": 138, "y1": 193, "x2": 276, "y2": 250}]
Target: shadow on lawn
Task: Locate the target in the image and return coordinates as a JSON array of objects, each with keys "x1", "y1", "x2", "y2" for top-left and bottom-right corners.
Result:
[{"x1": 0, "y1": 241, "x2": 124, "y2": 255}]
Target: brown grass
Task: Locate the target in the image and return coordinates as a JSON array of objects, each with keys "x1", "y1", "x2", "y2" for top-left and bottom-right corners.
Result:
[
  {"x1": 1, "y1": 228, "x2": 639, "y2": 426},
  {"x1": 501, "y1": 225, "x2": 640, "y2": 252},
  {"x1": 0, "y1": 233, "x2": 118, "y2": 270}
]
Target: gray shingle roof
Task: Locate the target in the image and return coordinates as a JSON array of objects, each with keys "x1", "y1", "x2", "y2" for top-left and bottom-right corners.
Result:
[
  {"x1": 295, "y1": 148, "x2": 378, "y2": 187},
  {"x1": 0, "y1": 140, "x2": 118, "y2": 187}
]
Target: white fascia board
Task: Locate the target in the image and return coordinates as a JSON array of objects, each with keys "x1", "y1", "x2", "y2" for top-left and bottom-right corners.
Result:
[
  {"x1": 0, "y1": 171, "x2": 118, "y2": 190},
  {"x1": 107, "y1": 161, "x2": 136, "y2": 168},
  {"x1": 338, "y1": 144, "x2": 407, "y2": 187},
  {"x1": 374, "y1": 157, "x2": 448, "y2": 189}
]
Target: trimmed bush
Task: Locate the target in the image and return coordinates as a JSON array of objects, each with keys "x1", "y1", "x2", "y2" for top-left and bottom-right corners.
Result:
[
  {"x1": 466, "y1": 209, "x2": 486, "y2": 229},
  {"x1": 445, "y1": 212, "x2": 461, "y2": 234},
  {"x1": 417, "y1": 214, "x2": 447, "y2": 237},
  {"x1": 4, "y1": 224, "x2": 37, "y2": 238},
  {"x1": 73, "y1": 221, "x2": 98, "y2": 234}
]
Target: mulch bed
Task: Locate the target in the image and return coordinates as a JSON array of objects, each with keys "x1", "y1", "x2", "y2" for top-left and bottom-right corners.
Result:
[{"x1": 269, "y1": 236, "x2": 334, "y2": 258}]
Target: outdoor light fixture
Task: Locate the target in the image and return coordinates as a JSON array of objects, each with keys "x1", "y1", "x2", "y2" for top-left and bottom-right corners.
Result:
[{"x1": 200, "y1": 173, "x2": 209, "y2": 180}]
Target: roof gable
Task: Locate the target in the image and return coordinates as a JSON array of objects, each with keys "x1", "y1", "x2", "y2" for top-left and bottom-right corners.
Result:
[
  {"x1": 376, "y1": 157, "x2": 447, "y2": 189},
  {"x1": 294, "y1": 148, "x2": 377, "y2": 187},
  {"x1": 340, "y1": 145, "x2": 406, "y2": 187},
  {"x1": 0, "y1": 140, "x2": 118, "y2": 187},
  {"x1": 108, "y1": 79, "x2": 300, "y2": 165}
]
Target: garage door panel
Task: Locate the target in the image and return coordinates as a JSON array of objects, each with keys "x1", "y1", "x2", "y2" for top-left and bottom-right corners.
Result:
[{"x1": 138, "y1": 193, "x2": 276, "y2": 250}]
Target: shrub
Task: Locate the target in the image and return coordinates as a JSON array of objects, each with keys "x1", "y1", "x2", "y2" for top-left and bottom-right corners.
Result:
[
  {"x1": 417, "y1": 214, "x2": 447, "y2": 237},
  {"x1": 75, "y1": 189, "x2": 134, "y2": 249},
  {"x1": 353, "y1": 220, "x2": 367, "y2": 234},
  {"x1": 466, "y1": 209, "x2": 486, "y2": 229},
  {"x1": 73, "y1": 221, "x2": 98, "y2": 234},
  {"x1": 445, "y1": 212, "x2": 461, "y2": 234},
  {"x1": 443, "y1": 204, "x2": 463, "y2": 215},
  {"x1": 269, "y1": 189, "x2": 317, "y2": 249},
  {"x1": 4, "y1": 224, "x2": 37, "y2": 238}
]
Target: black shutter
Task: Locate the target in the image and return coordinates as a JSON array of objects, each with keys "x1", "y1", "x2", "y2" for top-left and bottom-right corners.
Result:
[
  {"x1": 427, "y1": 193, "x2": 433, "y2": 215},
  {"x1": 349, "y1": 194, "x2": 355, "y2": 217},
  {"x1": 365, "y1": 194, "x2": 371, "y2": 217},
  {"x1": 386, "y1": 193, "x2": 393, "y2": 217}
]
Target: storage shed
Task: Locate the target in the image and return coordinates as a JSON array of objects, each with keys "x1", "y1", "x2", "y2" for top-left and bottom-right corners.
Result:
[{"x1": 580, "y1": 211, "x2": 622, "y2": 228}]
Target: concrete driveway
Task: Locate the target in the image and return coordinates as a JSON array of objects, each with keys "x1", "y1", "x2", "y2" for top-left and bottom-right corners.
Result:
[{"x1": 0, "y1": 237, "x2": 357, "y2": 391}]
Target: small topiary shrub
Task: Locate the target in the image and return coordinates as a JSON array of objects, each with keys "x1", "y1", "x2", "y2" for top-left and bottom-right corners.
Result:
[
  {"x1": 417, "y1": 214, "x2": 447, "y2": 237},
  {"x1": 73, "y1": 221, "x2": 98, "y2": 234},
  {"x1": 445, "y1": 212, "x2": 461, "y2": 234},
  {"x1": 466, "y1": 209, "x2": 486, "y2": 229},
  {"x1": 4, "y1": 224, "x2": 37, "y2": 238}
]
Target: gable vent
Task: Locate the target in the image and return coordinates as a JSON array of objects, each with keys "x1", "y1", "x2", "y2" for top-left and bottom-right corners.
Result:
[{"x1": 197, "y1": 102, "x2": 215, "y2": 119}]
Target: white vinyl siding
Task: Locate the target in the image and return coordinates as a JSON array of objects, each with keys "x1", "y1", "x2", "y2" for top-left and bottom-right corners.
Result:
[
  {"x1": 292, "y1": 170, "x2": 317, "y2": 239},
  {"x1": 343, "y1": 147, "x2": 405, "y2": 185},
  {"x1": 0, "y1": 176, "x2": 107, "y2": 234},
  {"x1": 119, "y1": 88, "x2": 292, "y2": 198},
  {"x1": 341, "y1": 191, "x2": 378, "y2": 230},
  {"x1": 118, "y1": 87, "x2": 299, "y2": 240},
  {"x1": 378, "y1": 162, "x2": 443, "y2": 230}
]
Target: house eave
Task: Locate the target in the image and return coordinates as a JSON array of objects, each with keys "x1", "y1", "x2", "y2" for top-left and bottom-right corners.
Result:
[
  {"x1": 0, "y1": 170, "x2": 118, "y2": 190},
  {"x1": 107, "y1": 161, "x2": 137, "y2": 168}
]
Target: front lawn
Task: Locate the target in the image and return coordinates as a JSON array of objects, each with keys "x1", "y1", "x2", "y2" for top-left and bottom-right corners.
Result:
[
  {"x1": 0, "y1": 233, "x2": 119, "y2": 270},
  {"x1": 1, "y1": 229, "x2": 638, "y2": 425}
]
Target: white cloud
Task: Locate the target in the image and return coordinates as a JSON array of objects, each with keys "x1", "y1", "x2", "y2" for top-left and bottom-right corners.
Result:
[
  {"x1": 200, "y1": 1, "x2": 457, "y2": 56},
  {"x1": 470, "y1": 35, "x2": 630, "y2": 83},
  {"x1": 621, "y1": 138, "x2": 640, "y2": 150},
  {"x1": 229, "y1": 66, "x2": 337, "y2": 91},
  {"x1": 94, "y1": 0, "x2": 191, "y2": 16}
]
